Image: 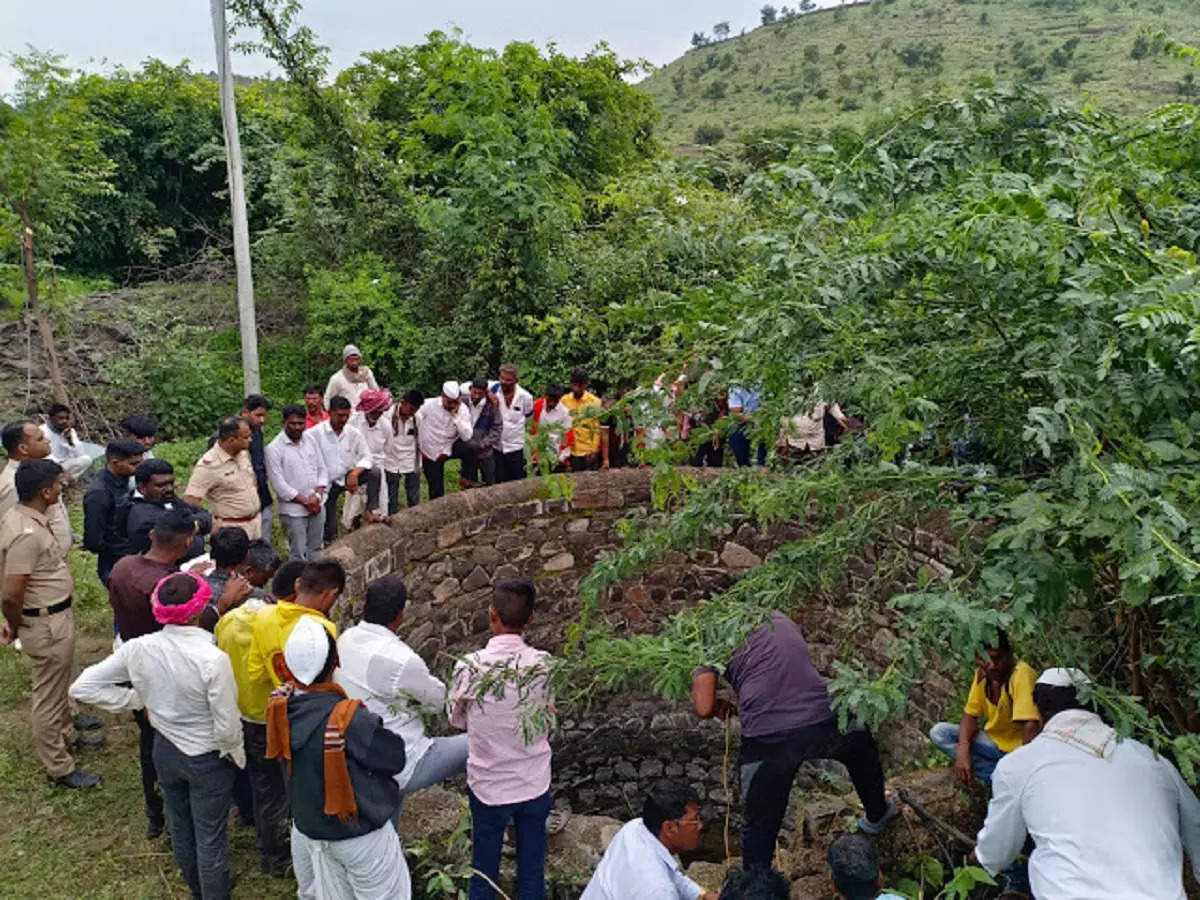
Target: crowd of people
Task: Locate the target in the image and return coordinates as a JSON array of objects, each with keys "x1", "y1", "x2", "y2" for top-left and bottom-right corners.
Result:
[{"x1": 0, "y1": 346, "x2": 1197, "y2": 900}]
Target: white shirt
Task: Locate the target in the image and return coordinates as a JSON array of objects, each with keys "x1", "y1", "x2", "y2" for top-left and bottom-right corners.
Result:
[
  {"x1": 580, "y1": 818, "x2": 704, "y2": 900},
  {"x1": 334, "y1": 622, "x2": 447, "y2": 788},
  {"x1": 43, "y1": 424, "x2": 94, "y2": 480},
  {"x1": 349, "y1": 412, "x2": 394, "y2": 469},
  {"x1": 415, "y1": 398, "x2": 472, "y2": 460},
  {"x1": 265, "y1": 430, "x2": 329, "y2": 518},
  {"x1": 494, "y1": 385, "x2": 533, "y2": 454},
  {"x1": 324, "y1": 367, "x2": 378, "y2": 409},
  {"x1": 310, "y1": 420, "x2": 372, "y2": 487},
  {"x1": 976, "y1": 711, "x2": 1200, "y2": 899},
  {"x1": 386, "y1": 411, "x2": 419, "y2": 475},
  {"x1": 536, "y1": 400, "x2": 573, "y2": 452},
  {"x1": 70, "y1": 625, "x2": 245, "y2": 767}
]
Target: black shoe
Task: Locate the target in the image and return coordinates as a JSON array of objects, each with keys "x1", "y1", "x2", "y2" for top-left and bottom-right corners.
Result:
[
  {"x1": 146, "y1": 817, "x2": 165, "y2": 840},
  {"x1": 54, "y1": 770, "x2": 101, "y2": 789},
  {"x1": 72, "y1": 733, "x2": 106, "y2": 750},
  {"x1": 74, "y1": 714, "x2": 103, "y2": 731}
]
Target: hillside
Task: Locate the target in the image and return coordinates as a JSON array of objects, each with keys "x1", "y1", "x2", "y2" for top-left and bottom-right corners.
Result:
[{"x1": 640, "y1": 0, "x2": 1200, "y2": 151}]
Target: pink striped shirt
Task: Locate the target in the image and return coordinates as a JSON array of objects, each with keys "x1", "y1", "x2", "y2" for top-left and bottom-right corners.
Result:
[{"x1": 447, "y1": 634, "x2": 554, "y2": 805}]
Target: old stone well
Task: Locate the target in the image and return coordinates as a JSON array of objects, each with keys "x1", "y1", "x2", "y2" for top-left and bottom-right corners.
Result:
[{"x1": 322, "y1": 468, "x2": 966, "y2": 893}]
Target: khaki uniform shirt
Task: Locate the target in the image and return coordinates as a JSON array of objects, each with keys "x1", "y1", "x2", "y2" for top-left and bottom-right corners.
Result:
[
  {"x1": 0, "y1": 505, "x2": 74, "y2": 610},
  {"x1": 184, "y1": 444, "x2": 260, "y2": 521},
  {"x1": 0, "y1": 460, "x2": 72, "y2": 554}
]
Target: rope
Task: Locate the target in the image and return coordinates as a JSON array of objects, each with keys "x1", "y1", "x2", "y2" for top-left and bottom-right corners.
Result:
[{"x1": 722, "y1": 710, "x2": 733, "y2": 863}]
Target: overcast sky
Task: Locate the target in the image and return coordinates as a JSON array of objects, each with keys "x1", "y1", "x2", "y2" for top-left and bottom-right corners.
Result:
[{"x1": 0, "y1": 0, "x2": 794, "y2": 97}]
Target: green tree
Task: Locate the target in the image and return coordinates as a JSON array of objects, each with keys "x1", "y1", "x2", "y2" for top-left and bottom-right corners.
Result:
[
  {"x1": 694, "y1": 123, "x2": 726, "y2": 145},
  {"x1": 0, "y1": 51, "x2": 116, "y2": 403},
  {"x1": 804, "y1": 44, "x2": 821, "y2": 63},
  {"x1": 761, "y1": 5, "x2": 778, "y2": 25},
  {"x1": 713, "y1": 21, "x2": 731, "y2": 41}
]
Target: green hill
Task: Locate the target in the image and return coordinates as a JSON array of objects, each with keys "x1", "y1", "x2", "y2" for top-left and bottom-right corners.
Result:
[{"x1": 640, "y1": 0, "x2": 1200, "y2": 151}]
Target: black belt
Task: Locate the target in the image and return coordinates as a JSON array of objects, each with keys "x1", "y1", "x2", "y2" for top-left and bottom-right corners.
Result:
[{"x1": 23, "y1": 596, "x2": 72, "y2": 618}]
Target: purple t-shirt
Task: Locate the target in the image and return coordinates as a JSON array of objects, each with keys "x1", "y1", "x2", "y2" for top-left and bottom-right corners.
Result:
[{"x1": 724, "y1": 613, "x2": 832, "y2": 738}]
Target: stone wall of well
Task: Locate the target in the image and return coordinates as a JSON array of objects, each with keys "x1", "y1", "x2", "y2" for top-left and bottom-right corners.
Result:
[{"x1": 325, "y1": 468, "x2": 964, "y2": 824}]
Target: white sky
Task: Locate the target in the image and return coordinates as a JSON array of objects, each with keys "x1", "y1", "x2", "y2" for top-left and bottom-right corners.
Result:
[{"x1": 0, "y1": 0, "x2": 808, "y2": 97}]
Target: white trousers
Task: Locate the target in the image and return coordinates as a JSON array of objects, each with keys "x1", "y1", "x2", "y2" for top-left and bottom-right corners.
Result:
[{"x1": 292, "y1": 822, "x2": 411, "y2": 900}]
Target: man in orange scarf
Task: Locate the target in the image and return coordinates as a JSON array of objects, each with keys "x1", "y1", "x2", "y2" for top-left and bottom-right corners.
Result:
[{"x1": 266, "y1": 616, "x2": 410, "y2": 899}]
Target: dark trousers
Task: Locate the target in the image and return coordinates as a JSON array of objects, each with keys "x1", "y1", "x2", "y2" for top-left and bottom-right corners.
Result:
[
  {"x1": 133, "y1": 709, "x2": 164, "y2": 827},
  {"x1": 153, "y1": 733, "x2": 237, "y2": 900},
  {"x1": 740, "y1": 718, "x2": 887, "y2": 868},
  {"x1": 729, "y1": 429, "x2": 767, "y2": 467},
  {"x1": 243, "y1": 721, "x2": 290, "y2": 873},
  {"x1": 694, "y1": 440, "x2": 726, "y2": 468},
  {"x1": 496, "y1": 450, "x2": 527, "y2": 483},
  {"x1": 423, "y1": 440, "x2": 476, "y2": 500},
  {"x1": 366, "y1": 468, "x2": 419, "y2": 515},
  {"x1": 568, "y1": 453, "x2": 602, "y2": 472},
  {"x1": 462, "y1": 452, "x2": 497, "y2": 486},
  {"x1": 468, "y1": 789, "x2": 551, "y2": 900},
  {"x1": 323, "y1": 482, "x2": 345, "y2": 544}
]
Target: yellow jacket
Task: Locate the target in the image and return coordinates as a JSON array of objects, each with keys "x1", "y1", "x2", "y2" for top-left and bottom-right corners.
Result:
[{"x1": 241, "y1": 601, "x2": 338, "y2": 720}]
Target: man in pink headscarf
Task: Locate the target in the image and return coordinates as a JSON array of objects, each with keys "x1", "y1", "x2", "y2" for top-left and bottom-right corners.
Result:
[
  {"x1": 350, "y1": 389, "x2": 395, "y2": 522},
  {"x1": 71, "y1": 571, "x2": 246, "y2": 898}
]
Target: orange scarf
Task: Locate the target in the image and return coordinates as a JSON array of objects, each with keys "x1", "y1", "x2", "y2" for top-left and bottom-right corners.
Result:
[{"x1": 265, "y1": 681, "x2": 363, "y2": 823}]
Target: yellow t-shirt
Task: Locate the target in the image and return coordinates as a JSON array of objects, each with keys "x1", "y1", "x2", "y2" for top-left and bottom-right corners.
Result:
[
  {"x1": 964, "y1": 660, "x2": 1040, "y2": 753},
  {"x1": 215, "y1": 599, "x2": 272, "y2": 722},
  {"x1": 561, "y1": 391, "x2": 605, "y2": 456},
  {"x1": 243, "y1": 601, "x2": 339, "y2": 718}
]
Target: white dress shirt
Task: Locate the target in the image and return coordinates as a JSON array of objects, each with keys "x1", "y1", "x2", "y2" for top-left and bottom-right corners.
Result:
[
  {"x1": 349, "y1": 412, "x2": 395, "y2": 469},
  {"x1": 70, "y1": 625, "x2": 245, "y2": 767},
  {"x1": 415, "y1": 398, "x2": 472, "y2": 460},
  {"x1": 334, "y1": 622, "x2": 447, "y2": 788},
  {"x1": 386, "y1": 411, "x2": 419, "y2": 475},
  {"x1": 580, "y1": 818, "x2": 704, "y2": 900},
  {"x1": 44, "y1": 424, "x2": 94, "y2": 480},
  {"x1": 494, "y1": 385, "x2": 533, "y2": 454},
  {"x1": 265, "y1": 430, "x2": 329, "y2": 518},
  {"x1": 976, "y1": 710, "x2": 1200, "y2": 899},
  {"x1": 310, "y1": 420, "x2": 371, "y2": 486}
]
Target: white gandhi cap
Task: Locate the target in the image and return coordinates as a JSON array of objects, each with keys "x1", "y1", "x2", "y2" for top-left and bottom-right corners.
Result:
[
  {"x1": 442, "y1": 380, "x2": 461, "y2": 400},
  {"x1": 1036, "y1": 667, "x2": 1091, "y2": 688},
  {"x1": 283, "y1": 615, "x2": 331, "y2": 685},
  {"x1": 342, "y1": 344, "x2": 361, "y2": 360}
]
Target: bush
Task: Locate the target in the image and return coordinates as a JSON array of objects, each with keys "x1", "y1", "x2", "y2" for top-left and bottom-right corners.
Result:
[
  {"x1": 694, "y1": 124, "x2": 726, "y2": 145},
  {"x1": 702, "y1": 80, "x2": 729, "y2": 100}
]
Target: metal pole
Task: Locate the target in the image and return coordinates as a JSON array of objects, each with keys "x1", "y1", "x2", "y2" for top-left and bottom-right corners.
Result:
[{"x1": 210, "y1": 0, "x2": 261, "y2": 395}]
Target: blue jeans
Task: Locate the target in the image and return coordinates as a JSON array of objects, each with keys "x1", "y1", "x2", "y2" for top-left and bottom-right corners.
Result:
[
  {"x1": 929, "y1": 722, "x2": 1006, "y2": 785},
  {"x1": 729, "y1": 428, "x2": 767, "y2": 467},
  {"x1": 153, "y1": 734, "x2": 237, "y2": 899},
  {"x1": 468, "y1": 788, "x2": 551, "y2": 900}
]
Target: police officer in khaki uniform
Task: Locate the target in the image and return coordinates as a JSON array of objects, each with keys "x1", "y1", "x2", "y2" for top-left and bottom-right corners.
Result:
[
  {"x1": 183, "y1": 416, "x2": 263, "y2": 540},
  {"x1": 0, "y1": 459, "x2": 102, "y2": 788},
  {"x1": 0, "y1": 420, "x2": 71, "y2": 551}
]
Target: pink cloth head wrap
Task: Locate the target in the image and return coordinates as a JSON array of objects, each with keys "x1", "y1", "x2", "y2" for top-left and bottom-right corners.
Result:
[
  {"x1": 151, "y1": 571, "x2": 213, "y2": 626},
  {"x1": 356, "y1": 389, "x2": 393, "y2": 414}
]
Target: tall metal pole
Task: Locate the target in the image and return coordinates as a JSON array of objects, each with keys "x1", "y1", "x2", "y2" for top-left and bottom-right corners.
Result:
[{"x1": 210, "y1": 0, "x2": 261, "y2": 394}]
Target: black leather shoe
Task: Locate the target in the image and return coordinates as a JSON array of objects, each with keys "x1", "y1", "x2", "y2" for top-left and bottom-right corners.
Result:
[
  {"x1": 53, "y1": 770, "x2": 101, "y2": 789},
  {"x1": 146, "y1": 817, "x2": 165, "y2": 839},
  {"x1": 74, "y1": 714, "x2": 103, "y2": 731},
  {"x1": 72, "y1": 733, "x2": 106, "y2": 750}
]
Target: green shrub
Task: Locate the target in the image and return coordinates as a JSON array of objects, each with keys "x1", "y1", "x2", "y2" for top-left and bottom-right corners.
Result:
[{"x1": 694, "y1": 124, "x2": 726, "y2": 145}]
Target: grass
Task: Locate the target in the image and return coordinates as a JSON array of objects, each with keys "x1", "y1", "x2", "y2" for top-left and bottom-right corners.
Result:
[
  {"x1": 0, "y1": 465, "x2": 466, "y2": 898},
  {"x1": 0, "y1": 503, "x2": 294, "y2": 898},
  {"x1": 640, "y1": 0, "x2": 1200, "y2": 151}
]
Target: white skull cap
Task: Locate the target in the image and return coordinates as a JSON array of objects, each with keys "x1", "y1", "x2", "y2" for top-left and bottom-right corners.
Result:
[
  {"x1": 342, "y1": 344, "x2": 361, "y2": 359},
  {"x1": 442, "y1": 381, "x2": 461, "y2": 400},
  {"x1": 1036, "y1": 667, "x2": 1091, "y2": 688},
  {"x1": 283, "y1": 615, "x2": 331, "y2": 685}
]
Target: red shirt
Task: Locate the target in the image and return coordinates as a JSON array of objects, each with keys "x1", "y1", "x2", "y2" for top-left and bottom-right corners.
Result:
[{"x1": 304, "y1": 410, "x2": 329, "y2": 430}]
